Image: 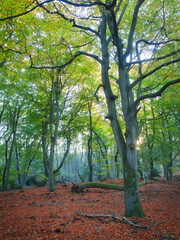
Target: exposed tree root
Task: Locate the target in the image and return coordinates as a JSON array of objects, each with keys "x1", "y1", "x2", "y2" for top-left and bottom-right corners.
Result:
[{"x1": 76, "y1": 211, "x2": 149, "y2": 229}]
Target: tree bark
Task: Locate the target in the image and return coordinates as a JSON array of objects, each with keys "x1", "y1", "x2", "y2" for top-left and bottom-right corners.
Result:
[
  {"x1": 99, "y1": 7, "x2": 145, "y2": 217},
  {"x1": 48, "y1": 74, "x2": 61, "y2": 191},
  {"x1": 87, "y1": 102, "x2": 93, "y2": 182},
  {"x1": 114, "y1": 148, "x2": 120, "y2": 178},
  {"x1": 42, "y1": 112, "x2": 49, "y2": 178},
  {"x1": 15, "y1": 148, "x2": 21, "y2": 185},
  {"x1": 123, "y1": 114, "x2": 145, "y2": 217}
]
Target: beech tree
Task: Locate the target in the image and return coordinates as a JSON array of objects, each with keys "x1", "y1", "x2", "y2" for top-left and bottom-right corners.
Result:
[{"x1": 0, "y1": 0, "x2": 179, "y2": 217}]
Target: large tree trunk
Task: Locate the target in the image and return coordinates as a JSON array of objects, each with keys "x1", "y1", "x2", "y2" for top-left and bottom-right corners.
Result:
[
  {"x1": 124, "y1": 116, "x2": 145, "y2": 217},
  {"x1": 99, "y1": 10, "x2": 145, "y2": 217}
]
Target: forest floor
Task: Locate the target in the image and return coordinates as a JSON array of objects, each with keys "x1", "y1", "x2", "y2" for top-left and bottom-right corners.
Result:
[{"x1": 0, "y1": 176, "x2": 180, "y2": 240}]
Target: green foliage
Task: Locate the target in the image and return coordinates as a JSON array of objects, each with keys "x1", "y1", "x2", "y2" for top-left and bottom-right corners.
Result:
[{"x1": 0, "y1": 0, "x2": 179, "y2": 194}]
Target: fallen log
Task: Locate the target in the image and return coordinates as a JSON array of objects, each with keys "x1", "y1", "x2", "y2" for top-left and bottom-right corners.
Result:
[
  {"x1": 71, "y1": 181, "x2": 145, "y2": 193},
  {"x1": 71, "y1": 182, "x2": 124, "y2": 193}
]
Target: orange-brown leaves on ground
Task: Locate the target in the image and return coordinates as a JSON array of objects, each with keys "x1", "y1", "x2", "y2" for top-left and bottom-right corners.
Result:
[{"x1": 0, "y1": 177, "x2": 179, "y2": 240}]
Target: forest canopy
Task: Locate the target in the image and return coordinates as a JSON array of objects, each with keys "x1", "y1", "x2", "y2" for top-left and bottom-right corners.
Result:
[{"x1": 0, "y1": 0, "x2": 179, "y2": 217}]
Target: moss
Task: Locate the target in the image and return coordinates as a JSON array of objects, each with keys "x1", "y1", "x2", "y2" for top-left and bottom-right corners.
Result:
[
  {"x1": 129, "y1": 143, "x2": 135, "y2": 150},
  {"x1": 49, "y1": 188, "x2": 56, "y2": 192},
  {"x1": 71, "y1": 182, "x2": 124, "y2": 193},
  {"x1": 72, "y1": 181, "x2": 146, "y2": 193},
  {"x1": 132, "y1": 200, "x2": 146, "y2": 217},
  {"x1": 124, "y1": 167, "x2": 146, "y2": 217},
  {"x1": 80, "y1": 182, "x2": 124, "y2": 190}
]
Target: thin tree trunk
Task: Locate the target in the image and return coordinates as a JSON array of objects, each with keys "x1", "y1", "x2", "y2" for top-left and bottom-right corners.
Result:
[
  {"x1": 3, "y1": 105, "x2": 21, "y2": 190},
  {"x1": 15, "y1": 148, "x2": 21, "y2": 185},
  {"x1": 167, "y1": 127, "x2": 173, "y2": 181},
  {"x1": 87, "y1": 102, "x2": 93, "y2": 182},
  {"x1": 53, "y1": 133, "x2": 71, "y2": 175},
  {"x1": 20, "y1": 157, "x2": 35, "y2": 187},
  {"x1": 49, "y1": 76, "x2": 61, "y2": 191},
  {"x1": 42, "y1": 114, "x2": 49, "y2": 178},
  {"x1": 114, "y1": 149, "x2": 120, "y2": 178},
  {"x1": 94, "y1": 130, "x2": 110, "y2": 179}
]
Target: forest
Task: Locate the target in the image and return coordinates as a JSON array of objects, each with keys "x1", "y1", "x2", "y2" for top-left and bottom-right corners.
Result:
[{"x1": 0, "y1": 0, "x2": 180, "y2": 237}]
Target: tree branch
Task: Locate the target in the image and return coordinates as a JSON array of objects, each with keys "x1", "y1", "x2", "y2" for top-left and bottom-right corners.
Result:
[
  {"x1": 29, "y1": 51, "x2": 101, "y2": 70},
  {"x1": 60, "y1": 0, "x2": 116, "y2": 10},
  {"x1": 72, "y1": 20, "x2": 100, "y2": 37},
  {"x1": 127, "y1": 49, "x2": 180, "y2": 66},
  {"x1": 29, "y1": 53, "x2": 80, "y2": 69},
  {"x1": 53, "y1": 135, "x2": 71, "y2": 175},
  {"x1": 38, "y1": 0, "x2": 73, "y2": 22},
  {"x1": 78, "y1": 51, "x2": 102, "y2": 63},
  {"x1": 0, "y1": 0, "x2": 54, "y2": 21},
  {"x1": 129, "y1": 58, "x2": 180, "y2": 90},
  {"x1": 136, "y1": 38, "x2": 180, "y2": 46},
  {"x1": 124, "y1": 0, "x2": 145, "y2": 59},
  {"x1": 133, "y1": 78, "x2": 180, "y2": 108},
  {"x1": 107, "y1": 3, "x2": 127, "y2": 46},
  {"x1": 94, "y1": 84, "x2": 104, "y2": 102}
]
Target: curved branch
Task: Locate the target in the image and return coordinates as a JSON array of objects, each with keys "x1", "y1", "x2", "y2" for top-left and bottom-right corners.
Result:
[
  {"x1": 127, "y1": 49, "x2": 180, "y2": 66},
  {"x1": 0, "y1": 0, "x2": 54, "y2": 21},
  {"x1": 133, "y1": 78, "x2": 180, "y2": 108},
  {"x1": 0, "y1": 0, "x2": 118, "y2": 22},
  {"x1": 78, "y1": 51, "x2": 102, "y2": 63},
  {"x1": 94, "y1": 84, "x2": 104, "y2": 102},
  {"x1": 72, "y1": 20, "x2": 100, "y2": 37},
  {"x1": 29, "y1": 52, "x2": 81, "y2": 69},
  {"x1": 38, "y1": 1, "x2": 73, "y2": 22},
  {"x1": 136, "y1": 38, "x2": 180, "y2": 46},
  {"x1": 30, "y1": 51, "x2": 101, "y2": 69},
  {"x1": 60, "y1": 0, "x2": 116, "y2": 10},
  {"x1": 129, "y1": 58, "x2": 180, "y2": 90},
  {"x1": 124, "y1": 0, "x2": 145, "y2": 59},
  {"x1": 53, "y1": 136, "x2": 71, "y2": 175}
]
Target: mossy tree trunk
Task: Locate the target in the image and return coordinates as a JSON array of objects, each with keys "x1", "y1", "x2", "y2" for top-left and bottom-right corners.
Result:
[{"x1": 99, "y1": 3, "x2": 145, "y2": 217}]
